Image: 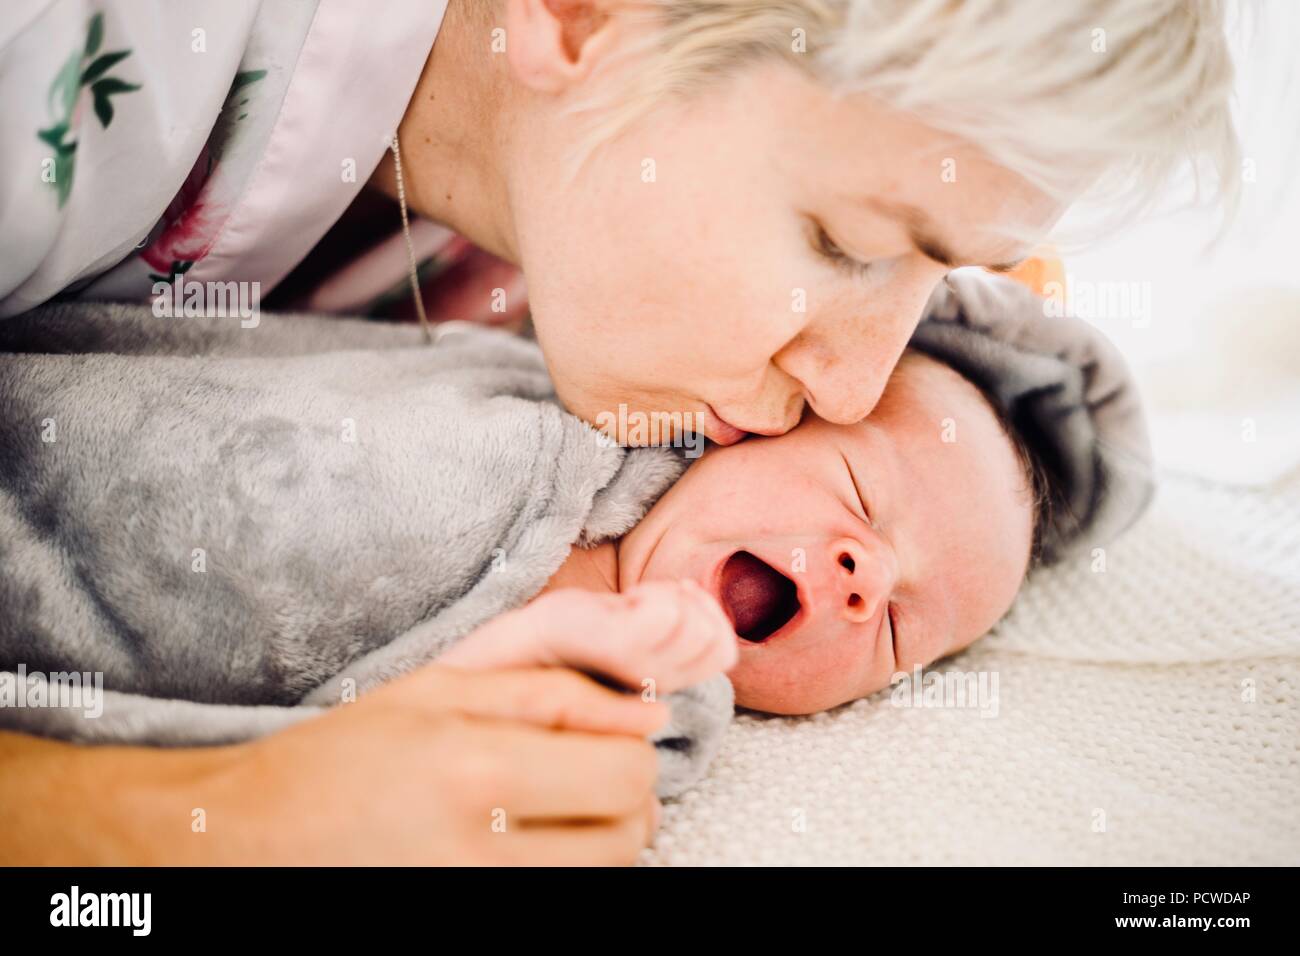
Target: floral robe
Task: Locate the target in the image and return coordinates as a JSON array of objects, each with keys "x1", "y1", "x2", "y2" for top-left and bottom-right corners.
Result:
[{"x1": 0, "y1": 0, "x2": 526, "y2": 326}]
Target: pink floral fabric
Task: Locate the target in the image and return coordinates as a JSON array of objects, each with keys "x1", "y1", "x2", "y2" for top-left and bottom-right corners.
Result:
[{"x1": 2, "y1": 1, "x2": 486, "y2": 326}]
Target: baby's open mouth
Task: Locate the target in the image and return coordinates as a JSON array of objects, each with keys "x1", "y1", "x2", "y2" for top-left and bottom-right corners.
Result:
[{"x1": 718, "y1": 551, "x2": 801, "y2": 642}]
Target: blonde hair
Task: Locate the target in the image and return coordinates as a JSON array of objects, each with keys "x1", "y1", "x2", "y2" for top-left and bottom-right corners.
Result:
[{"x1": 575, "y1": 0, "x2": 1243, "y2": 237}]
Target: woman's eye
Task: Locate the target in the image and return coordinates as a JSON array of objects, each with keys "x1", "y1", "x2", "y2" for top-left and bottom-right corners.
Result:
[{"x1": 814, "y1": 225, "x2": 873, "y2": 278}]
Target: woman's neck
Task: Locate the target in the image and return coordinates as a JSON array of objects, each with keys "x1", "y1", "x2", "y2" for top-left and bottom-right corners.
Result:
[
  {"x1": 368, "y1": 0, "x2": 518, "y2": 263},
  {"x1": 541, "y1": 540, "x2": 622, "y2": 597}
]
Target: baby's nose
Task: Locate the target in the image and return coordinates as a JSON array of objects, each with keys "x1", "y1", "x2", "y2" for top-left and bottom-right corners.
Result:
[{"x1": 829, "y1": 536, "x2": 898, "y2": 624}]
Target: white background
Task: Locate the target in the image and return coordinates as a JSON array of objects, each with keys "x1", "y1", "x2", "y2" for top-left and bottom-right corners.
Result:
[{"x1": 1057, "y1": 1, "x2": 1299, "y2": 485}]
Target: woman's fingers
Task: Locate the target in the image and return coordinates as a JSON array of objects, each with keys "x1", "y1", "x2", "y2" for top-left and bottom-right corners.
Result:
[
  {"x1": 332, "y1": 587, "x2": 717, "y2": 864},
  {"x1": 433, "y1": 716, "x2": 660, "y2": 823},
  {"x1": 379, "y1": 662, "x2": 671, "y2": 737},
  {"x1": 492, "y1": 800, "x2": 660, "y2": 866},
  {"x1": 228, "y1": 687, "x2": 665, "y2": 865}
]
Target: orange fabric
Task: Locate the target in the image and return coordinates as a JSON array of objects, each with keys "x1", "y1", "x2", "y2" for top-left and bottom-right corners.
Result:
[{"x1": 994, "y1": 253, "x2": 1065, "y2": 298}]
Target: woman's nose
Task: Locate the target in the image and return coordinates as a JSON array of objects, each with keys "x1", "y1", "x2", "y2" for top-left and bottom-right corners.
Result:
[
  {"x1": 830, "y1": 536, "x2": 899, "y2": 625},
  {"x1": 775, "y1": 281, "x2": 937, "y2": 425},
  {"x1": 776, "y1": 327, "x2": 907, "y2": 425}
]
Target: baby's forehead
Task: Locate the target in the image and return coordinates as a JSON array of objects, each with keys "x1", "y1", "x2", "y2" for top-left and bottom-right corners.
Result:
[
  {"x1": 875, "y1": 350, "x2": 996, "y2": 426},
  {"x1": 878, "y1": 351, "x2": 1037, "y2": 592},
  {"x1": 852, "y1": 350, "x2": 1027, "y2": 506}
]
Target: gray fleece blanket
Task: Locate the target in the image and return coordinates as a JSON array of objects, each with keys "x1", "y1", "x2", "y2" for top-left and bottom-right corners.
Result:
[{"x1": 0, "y1": 302, "x2": 733, "y2": 798}]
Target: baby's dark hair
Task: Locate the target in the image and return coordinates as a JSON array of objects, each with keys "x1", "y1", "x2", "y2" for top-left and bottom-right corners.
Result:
[
  {"x1": 908, "y1": 273, "x2": 1155, "y2": 569},
  {"x1": 991, "y1": 402, "x2": 1055, "y2": 570}
]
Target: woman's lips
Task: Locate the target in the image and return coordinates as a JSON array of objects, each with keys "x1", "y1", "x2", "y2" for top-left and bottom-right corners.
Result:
[
  {"x1": 704, "y1": 406, "x2": 749, "y2": 446},
  {"x1": 706, "y1": 404, "x2": 799, "y2": 443}
]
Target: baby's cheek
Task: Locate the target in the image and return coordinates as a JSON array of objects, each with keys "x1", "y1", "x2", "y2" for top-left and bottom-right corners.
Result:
[
  {"x1": 730, "y1": 640, "x2": 868, "y2": 715},
  {"x1": 919, "y1": 624, "x2": 991, "y2": 672}
]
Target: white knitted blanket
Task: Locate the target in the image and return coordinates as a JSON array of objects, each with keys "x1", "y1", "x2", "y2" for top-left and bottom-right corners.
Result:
[{"x1": 644, "y1": 465, "x2": 1300, "y2": 865}]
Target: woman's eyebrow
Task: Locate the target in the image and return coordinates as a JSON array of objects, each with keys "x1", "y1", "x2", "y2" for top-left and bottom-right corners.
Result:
[{"x1": 858, "y1": 196, "x2": 1026, "y2": 273}]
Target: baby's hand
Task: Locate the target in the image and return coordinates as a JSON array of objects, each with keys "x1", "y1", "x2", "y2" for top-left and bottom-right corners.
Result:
[{"x1": 440, "y1": 582, "x2": 738, "y2": 697}]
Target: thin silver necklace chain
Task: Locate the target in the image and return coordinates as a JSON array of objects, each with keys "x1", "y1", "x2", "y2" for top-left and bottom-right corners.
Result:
[{"x1": 389, "y1": 132, "x2": 433, "y2": 344}]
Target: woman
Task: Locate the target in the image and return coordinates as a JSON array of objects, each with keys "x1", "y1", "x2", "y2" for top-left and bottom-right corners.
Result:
[{"x1": 0, "y1": 0, "x2": 1238, "y2": 864}]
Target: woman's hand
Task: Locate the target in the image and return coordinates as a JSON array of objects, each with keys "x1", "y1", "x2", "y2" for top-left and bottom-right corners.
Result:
[
  {"x1": 2, "y1": 617, "x2": 678, "y2": 865},
  {"x1": 203, "y1": 662, "x2": 668, "y2": 865}
]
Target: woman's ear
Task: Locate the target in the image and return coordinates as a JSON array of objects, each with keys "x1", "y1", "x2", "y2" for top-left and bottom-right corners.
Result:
[{"x1": 503, "y1": 0, "x2": 623, "y2": 93}]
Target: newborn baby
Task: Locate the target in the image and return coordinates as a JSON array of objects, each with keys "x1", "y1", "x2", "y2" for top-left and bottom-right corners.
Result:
[
  {"x1": 443, "y1": 350, "x2": 1040, "y2": 716},
  {"x1": 0, "y1": 272, "x2": 1152, "y2": 795}
]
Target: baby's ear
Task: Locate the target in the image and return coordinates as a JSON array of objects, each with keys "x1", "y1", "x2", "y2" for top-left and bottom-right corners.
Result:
[{"x1": 911, "y1": 270, "x2": 1154, "y2": 564}]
